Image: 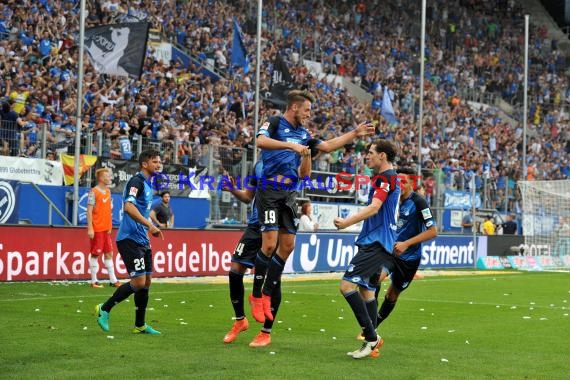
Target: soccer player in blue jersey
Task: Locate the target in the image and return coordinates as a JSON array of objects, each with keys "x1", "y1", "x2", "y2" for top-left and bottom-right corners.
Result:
[
  {"x1": 251, "y1": 89, "x2": 375, "y2": 324},
  {"x1": 222, "y1": 150, "x2": 314, "y2": 347},
  {"x1": 376, "y1": 167, "x2": 437, "y2": 327},
  {"x1": 333, "y1": 139, "x2": 401, "y2": 359},
  {"x1": 95, "y1": 150, "x2": 163, "y2": 335}
]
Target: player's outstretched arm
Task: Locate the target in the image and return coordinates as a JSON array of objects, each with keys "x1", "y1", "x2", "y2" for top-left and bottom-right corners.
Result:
[
  {"x1": 334, "y1": 197, "x2": 383, "y2": 230},
  {"x1": 317, "y1": 121, "x2": 375, "y2": 153},
  {"x1": 257, "y1": 135, "x2": 309, "y2": 155}
]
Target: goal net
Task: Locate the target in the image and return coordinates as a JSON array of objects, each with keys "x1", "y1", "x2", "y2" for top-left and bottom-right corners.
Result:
[{"x1": 518, "y1": 180, "x2": 570, "y2": 258}]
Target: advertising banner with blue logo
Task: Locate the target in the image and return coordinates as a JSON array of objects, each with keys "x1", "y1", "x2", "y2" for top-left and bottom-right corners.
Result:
[
  {"x1": 0, "y1": 180, "x2": 20, "y2": 224},
  {"x1": 284, "y1": 233, "x2": 488, "y2": 273}
]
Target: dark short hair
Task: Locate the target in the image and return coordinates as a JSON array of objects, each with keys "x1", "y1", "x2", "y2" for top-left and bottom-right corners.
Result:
[
  {"x1": 138, "y1": 149, "x2": 161, "y2": 166},
  {"x1": 369, "y1": 139, "x2": 398, "y2": 163},
  {"x1": 161, "y1": 191, "x2": 170, "y2": 197},
  {"x1": 397, "y1": 167, "x2": 416, "y2": 176},
  {"x1": 287, "y1": 90, "x2": 315, "y2": 109}
]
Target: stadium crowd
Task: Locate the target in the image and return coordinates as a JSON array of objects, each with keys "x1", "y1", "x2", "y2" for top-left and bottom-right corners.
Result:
[{"x1": 0, "y1": 0, "x2": 568, "y2": 213}]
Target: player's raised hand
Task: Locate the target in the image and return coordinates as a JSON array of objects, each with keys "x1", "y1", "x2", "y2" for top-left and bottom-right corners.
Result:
[
  {"x1": 354, "y1": 121, "x2": 376, "y2": 137},
  {"x1": 220, "y1": 174, "x2": 236, "y2": 191}
]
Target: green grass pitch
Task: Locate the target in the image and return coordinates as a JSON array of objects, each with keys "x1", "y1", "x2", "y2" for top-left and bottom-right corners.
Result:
[{"x1": 0, "y1": 272, "x2": 568, "y2": 379}]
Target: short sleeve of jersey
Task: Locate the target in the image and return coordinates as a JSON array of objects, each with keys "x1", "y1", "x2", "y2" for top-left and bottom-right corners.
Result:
[
  {"x1": 372, "y1": 180, "x2": 390, "y2": 203},
  {"x1": 124, "y1": 176, "x2": 144, "y2": 204},
  {"x1": 414, "y1": 195, "x2": 436, "y2": 228},
  {"x1": 87, "y1": 190, "x2": 96, "y2": 206},
  {"x1": 256, "y1": 117, "x2": 279, "y2": 138}
]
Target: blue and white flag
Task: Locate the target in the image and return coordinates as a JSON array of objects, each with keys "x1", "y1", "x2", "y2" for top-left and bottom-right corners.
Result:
[
  {"x1": 231, "y1": 18, "x2": 249, "y2": 74},
  {"x1": 381, "y1": 86, "x2": 398, "y2": 125},
  {"x1": 84, "y1": 22, "x2": 150, "y2": 79}
]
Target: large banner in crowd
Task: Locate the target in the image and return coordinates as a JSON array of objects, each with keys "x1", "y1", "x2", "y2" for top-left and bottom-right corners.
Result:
[
  {"x1": 97, "y1": 159, "x2": 209, "y2": 198},
  {"x1": 304, "y1": 171, "x2": 355, "y2": 199},
  {"x1": 0, "y1": 227, "x2": 489, "y2": 281},
  {"x1": 0, "y1": 156, "x2": 63, "y2": 185}
]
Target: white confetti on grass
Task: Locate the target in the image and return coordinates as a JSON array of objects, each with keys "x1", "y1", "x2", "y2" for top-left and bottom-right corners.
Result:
[
  {"x1": 496, "y1": 305, "x2": 501, "y2": 308},
  {"x1": 539, "y1": 317, "x2": 548, "y2": 321},
  {"x1": 523, "y1": 316, "x2": 531, "y2": 319},
  {"x1": 107, "y1": 336, "x2": 114, "y2": 339},
  {"x1": 419, "y1": 308, "x2": 425, "y2": 311},
  {"x1": 441, "y1": 358, "x2": 449, "y2": 362},
  {"x1": 332, "y1": 337, "x2": 337, "y2": 340},
  {"x1": 421, "y1": 326, "x2": 427, "y2": 330},
  {"x1": 320, "y1": 329, "x2": 326, "y2": 332},
  {"x1": 563, "y1": 313, "x2": 568, "y2": 317},
  {"x1": 469, "y1": 301, "x2": 473, "y2": 305},
  {"x1": 510, "y1": 306, "x2": 517, "y2": 310},
  {"x1": 180, "y1": 301, "x2": 186, "y2": 304},
  {"x1": 164, "y1": 305, "x2": 169, "y2": 308},
  {"x1": 180, "y1": 322, "x2": 188, "y2": 325},
  {"x1": 338, "y1": 316, "x2": 344, "y2": 320},
  {"x1": 34, "y1": 308, "x2": 40, "y2": 312},
  {"x1": 208, "y1": 305, "x2": 213, "y2": 308},
  {"x1": 76, "y1": 309, "x2": 82, "y2": 313},
  {"x1": 269, "y1": 351, "x2": 276, "y2": 355},
  {"x1": 292, "y1": 291, "x2": 297, "y2": 294},
  {"x1": 448, "y1": 330, "x2": 456, "y2": 333},
  {"x1": 277, "y1": 320, "x2": 283, "y2": 324},
  {"x1": 465, "y1": 340, "x2": 470, "y2": 345},
  {"x1": 155, "y1": 298, "x2": 162, "y2": 301},
  {"x1": 78, "y1": 300, "x2": 84, "y2": 303},
  {"x1": 83, "y1": 326, "x2": 88, "y2": 330},
  {"x1": 530, "y1": 302, "x2": 535, "y2": 305},
  {"x1": 148, "y1": 308, "x2": 155, "y2": 311}
]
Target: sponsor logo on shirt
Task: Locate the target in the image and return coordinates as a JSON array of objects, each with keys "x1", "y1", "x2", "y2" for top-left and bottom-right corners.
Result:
[{"x1": 421, "y1": 208, "x2": 432, "y2": 219}]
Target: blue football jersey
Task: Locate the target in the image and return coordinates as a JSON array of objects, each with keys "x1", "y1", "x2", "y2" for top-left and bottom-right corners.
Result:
[
  {"x1": 257, "y1": 116, "x2": 318, "y2": 182},
  {"x1": 355, "y1": 170, "x2": 401, "y2": 252},
  {"x1": 396, "y1": 192, "x2": 436, "y2": 261},
  {"x1": 116, "y1": 172, "x2": 154, "y2": 246}
]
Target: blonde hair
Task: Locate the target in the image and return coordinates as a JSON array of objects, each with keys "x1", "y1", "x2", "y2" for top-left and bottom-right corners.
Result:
[{"x1": 95, "y1": 168, "x2": 110, "y2": 179}]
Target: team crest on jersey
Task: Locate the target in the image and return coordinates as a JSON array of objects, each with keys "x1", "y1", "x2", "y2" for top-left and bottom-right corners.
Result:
[
  {"x1": 421, "y1": 208, "x2": 432, "y2": 219},
  {"x1": 129, "y1": 186, "x2": 138, "y2": 196},
  {"x1": 284, "y1": 128, "x2": 290, "y2": 133}
]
